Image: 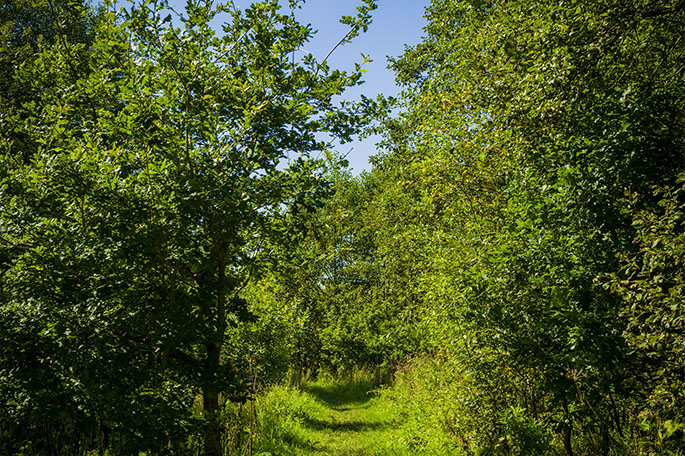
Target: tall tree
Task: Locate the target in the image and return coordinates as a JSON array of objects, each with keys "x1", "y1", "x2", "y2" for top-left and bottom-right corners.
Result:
[
  {"x1": 372, "y1": 0, "x2": 685, "y2": 453},
  {"x1": 0, "y1": 0, "x2": 376, "y2": 453}
]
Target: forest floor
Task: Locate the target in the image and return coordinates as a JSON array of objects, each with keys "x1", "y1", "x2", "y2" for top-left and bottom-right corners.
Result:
[{"x1": 251, "y1": 376, "x2": 419, "y2": 455}]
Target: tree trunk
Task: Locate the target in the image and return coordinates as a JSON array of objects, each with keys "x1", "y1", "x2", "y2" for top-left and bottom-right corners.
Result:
[
  {"x1": 203, "y1": 341, "x2": 221, "y2": 456},
  {"x1": 561, "y1": 397, "x2": 573, "y2": 456},
  {"x1": 203, "y1": 248, "x2": 227, "y2": 456}
]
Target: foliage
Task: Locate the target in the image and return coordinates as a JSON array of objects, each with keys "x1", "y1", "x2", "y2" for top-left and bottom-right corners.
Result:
[
  {"x1": 362, "y1": 0, "x2": 685, "y2": 454},
  {"x1": 252, "y1": 169, "x2": 431, "y2": 375},
  {"x1": 252, "y1": 1, "x2": 685, "y2": 452},
  {"x1": 609, "y1": 174, "x2": 685, "y2": 452},
  {"x1": 1, "y1": 0, "x2": 684, "y2": 453},
  {"x1": 0, "y1": 0, "x2": 99, "y2": 111},
  {"x1": 0, "y1": 0, "x2": 375, "y2": 453}
]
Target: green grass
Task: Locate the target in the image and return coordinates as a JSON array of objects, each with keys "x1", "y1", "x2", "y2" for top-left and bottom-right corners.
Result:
[{"x1": 248, "y1": 373, "x2": 426, "y2": 456}]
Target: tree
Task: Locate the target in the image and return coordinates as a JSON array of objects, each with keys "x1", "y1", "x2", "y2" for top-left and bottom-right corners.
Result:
[
  {"x1": 258, "y1": 168, "x2": 428, "y2": 374},
  {"x1": 371, "y1": 0, "x2": 685, "y2": 453},
  {"x1": 0, "y1": 0, "x2": 99, "y2": 161},
  {"x1": 0, "y1": 0, "x2": 376, "y2": 453}
]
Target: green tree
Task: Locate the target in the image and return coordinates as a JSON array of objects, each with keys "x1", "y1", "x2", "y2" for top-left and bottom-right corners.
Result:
[
  {"x1": 257, "y1": 167, "x2": 431, "y2": 375},
  {"x1": 0, "y1": 0, "x2": 99, "y2": 161},
  {"x1": 0, "y1": 0, "x2": 376, "y2": 453},
  {"x1": 372, "y1": 0, "x2": 685, "y2": 453}
]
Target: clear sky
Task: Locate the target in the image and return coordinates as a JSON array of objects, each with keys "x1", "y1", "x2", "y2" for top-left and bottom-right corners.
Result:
[
  {"x1": 162, "y1": 0, "x2": 431, "y2": 173},
  {"x1": 281, "y1": 1, "x2": 430, "y2": 173}
]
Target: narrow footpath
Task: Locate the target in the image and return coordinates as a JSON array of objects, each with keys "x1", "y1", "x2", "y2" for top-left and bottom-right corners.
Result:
[
  {"x1": 299, "y1": 381, "x2": 395, "y2": 455},
  {"x1": 254, "y1": 377, "x2": 416, "y2": 456}
]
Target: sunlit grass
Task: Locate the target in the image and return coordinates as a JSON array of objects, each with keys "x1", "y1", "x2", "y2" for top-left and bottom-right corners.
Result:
[{"x1": 242, "y1": 371, "x2": 430, "y2": 456}]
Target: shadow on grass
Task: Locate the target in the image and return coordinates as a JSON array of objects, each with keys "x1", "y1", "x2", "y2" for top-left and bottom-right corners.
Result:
[
  {"x1": 254, "y1": 424, "x2": 323, "y2": 453},
  {"x1": 276, "y1": 428, "x2": 322, "y2": 452},
  {"x1": 302, "y1": 380, "x2": 378, "y2": 408},
  {"x1": 302, "y1": 416, "x2": 389, "y2": 433}
]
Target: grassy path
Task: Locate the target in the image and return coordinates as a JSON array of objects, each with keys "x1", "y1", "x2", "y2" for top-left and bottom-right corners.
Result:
[
  {"x1": 297, "y1": 381, "x2": 396, "y2": 455},
  {"x1": 252, "y1": 377, "x2": 415, "y2": 456}
]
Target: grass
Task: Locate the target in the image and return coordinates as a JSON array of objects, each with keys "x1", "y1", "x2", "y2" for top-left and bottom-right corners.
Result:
[{"x1": 246, "y1": 372, "x2": 426, "y2": 456}]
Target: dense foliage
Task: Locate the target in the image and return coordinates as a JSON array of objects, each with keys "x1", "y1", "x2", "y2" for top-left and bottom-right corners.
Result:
[
  {"x1": 0, "y1": 0, "x2": 375, "y2": 454},
  {"x1": 331, "y1": 0, "x2": 683, "y2": 454},
  {"x1": 1, "y1": 0, "x2": 683, "y2": 454},
  {"x1": 256, "y1": 0, "x2": 685, "y2": 454}
]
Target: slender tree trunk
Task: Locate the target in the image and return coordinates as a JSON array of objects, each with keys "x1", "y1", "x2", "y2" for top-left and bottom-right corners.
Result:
[
  {"x1": 204, "y1": 254, "x2": 227, "y2": 456},
  {"x1": 563, "y1": 425, "x2": 573, "y2": 456},
  {"x1": 562, "y1": 397, "x2": 573, "y2": 456},
  {"x1": 203, "y1": 341, "x2": 221, "y2": 456}
]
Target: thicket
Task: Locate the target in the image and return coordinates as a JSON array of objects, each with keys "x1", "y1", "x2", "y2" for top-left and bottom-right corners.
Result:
[
  {"x1": 1, "y1": 0, "x2": 684, "y2": 455},
  {"x1": 256, "y1": 0, "x2": 685, "y2": 454}
]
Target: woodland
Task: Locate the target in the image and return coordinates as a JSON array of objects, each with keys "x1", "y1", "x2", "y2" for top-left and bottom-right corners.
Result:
[{"x1": 0, "y1": 0, "x2": 684, "y2": 455}]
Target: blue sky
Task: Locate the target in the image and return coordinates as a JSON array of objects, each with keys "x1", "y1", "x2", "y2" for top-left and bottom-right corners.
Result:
[
  {"x1": 161, "y1": 0, "x2": 431, "y2": 173},
  {"x1": 281, "y1": 1, "x2": 430, "y2": 173}
]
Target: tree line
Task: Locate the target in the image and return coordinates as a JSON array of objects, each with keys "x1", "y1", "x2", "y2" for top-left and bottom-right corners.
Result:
[{"x1": 1, "y1": 0, "x2": 683, "y2": 455}]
